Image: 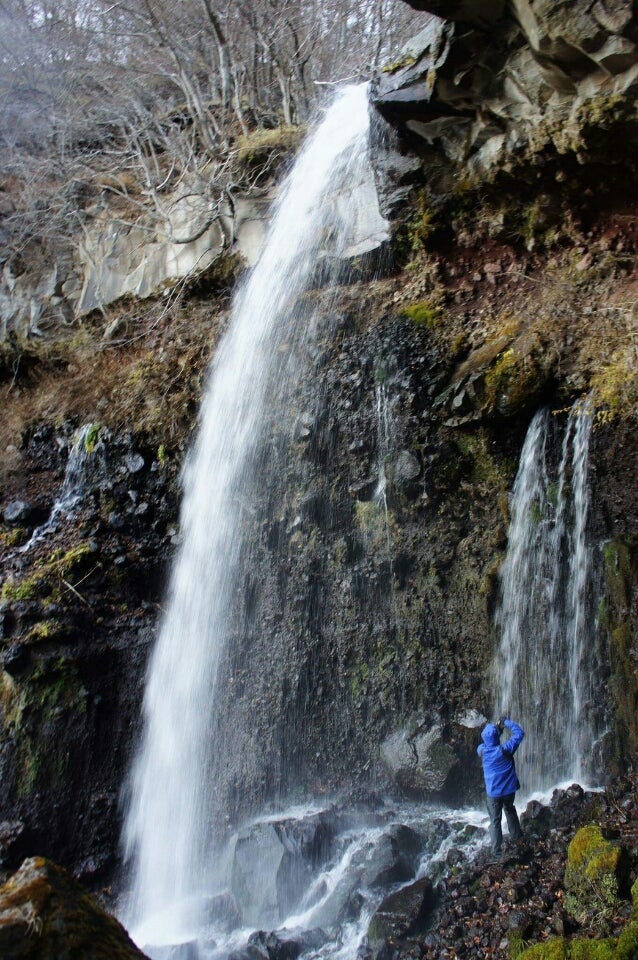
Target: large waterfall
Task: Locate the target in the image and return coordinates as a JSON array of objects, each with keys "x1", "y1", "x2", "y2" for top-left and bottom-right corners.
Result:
[
  {"x1": 493, "y1": 403, "x2": 604, "y2": 794},
  {"x1": 121, "y1": 84, "x2": 385, "y2": 951}
]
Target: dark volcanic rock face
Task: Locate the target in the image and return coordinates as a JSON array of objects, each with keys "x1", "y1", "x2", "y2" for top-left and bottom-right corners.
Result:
[
  {"x1": 373, "y1": 0, "x2": 638, "y2": 206},
  {"x1": 0, "y1": 426, "x2": 179, "y2": 882}
]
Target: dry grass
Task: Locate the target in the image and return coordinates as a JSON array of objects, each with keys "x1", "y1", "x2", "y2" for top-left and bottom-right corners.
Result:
[{"x1": 0, "y1": 297, "x2": 227, "y2": 479}]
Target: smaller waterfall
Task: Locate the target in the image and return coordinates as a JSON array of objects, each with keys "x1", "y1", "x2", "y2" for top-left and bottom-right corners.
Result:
[
  {"x1": 20, "y1": 424, "x2": 105, "y2": 552},
  {"x1": 494, "y1": 401, "x2": 602, "y2": 793},
  {"x1": 373, "y1": 384, "x2": 394, "y2": 551}
]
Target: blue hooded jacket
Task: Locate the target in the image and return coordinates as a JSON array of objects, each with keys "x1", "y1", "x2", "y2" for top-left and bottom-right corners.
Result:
[{"x1": 477, "y1": 718, "x2": 524, "y2": 798}]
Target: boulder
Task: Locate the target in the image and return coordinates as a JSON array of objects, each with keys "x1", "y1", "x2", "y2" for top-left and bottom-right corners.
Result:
[
  {"x1": 4, "y1": 501, "x2": 33, "y2": 525},
  {"x1": 564, "y1": 824, "x2": 631, "y2": 922},
  {"x1": 380, "y1": 722, "x2": 457, "y2": 795},
  {"x1": 359, "y1": 825, "x2": 424, "y2": 889},
  {"x1": 203, "y1": 890, "x2": 242, "y2": 933},
  {"x1": 247, "y1": 927, "x2": 328, "y2": 960},
  {"x1": 0, "y1": 856, "x2": 149, "y2": 959},
  {"x1": 367, "y1": 877, "x2": 439, "y2": 951},
  {"x1": 230, "y1": 813, "x2": 334, "y2": 925},
  {"x1": 393, "y1": 450, "x2": 421, "y2": 485}
]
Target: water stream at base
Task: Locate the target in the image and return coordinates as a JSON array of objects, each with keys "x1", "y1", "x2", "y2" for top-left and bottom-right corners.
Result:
[{"x1": 493, "y1": 401, "x2": 604, "y2": 794}]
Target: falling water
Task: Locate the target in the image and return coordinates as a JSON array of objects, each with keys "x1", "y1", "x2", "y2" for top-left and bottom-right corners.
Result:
[
  {"x1": 493, "y1": 401, "x2": 602, "y2": 793},
  {"x1": 121, "y1": 84, "x2": 383, "y2": 951},
  {"x1": 20, "y1": 424, "x2": 106, "y2": 553}
]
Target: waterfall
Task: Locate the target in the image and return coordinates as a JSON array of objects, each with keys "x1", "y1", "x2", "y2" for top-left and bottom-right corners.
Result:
[
  {"x1": 121, "y1": 84, "x2": 380, "y2": 950},
  {"x1": 20, "y1": 424, "x2": 105, "y2": 553},
  {"x1": 493, "y1": 401, "x2": 602, "y2": 794}
]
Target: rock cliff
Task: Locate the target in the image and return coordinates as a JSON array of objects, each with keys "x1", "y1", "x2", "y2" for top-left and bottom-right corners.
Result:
[{"x1": 0, "y1": 0, "x2": 636, "y2": 924}]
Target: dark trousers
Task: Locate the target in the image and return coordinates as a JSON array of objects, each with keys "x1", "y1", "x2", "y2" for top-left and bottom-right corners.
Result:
[{"x1": 486, "y1": 793, "x2": 522, "y2": 855}]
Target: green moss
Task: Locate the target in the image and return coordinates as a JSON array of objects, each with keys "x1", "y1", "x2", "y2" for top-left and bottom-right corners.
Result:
[
  {"x1": 592, "y1": 349, "x2": 638, "y2": 423},
  {"x1": 24, "y1": 620, "x2": 62, "y2": 644},
  {"x1": 484, "y1": 346, "x2": 544, "y2": 416},
  {"x1": 518, "y1": 938, "x2": 566, "y2": 959},
  {"x1": 354, "y1": 500, "x2": 392, "y2": 548},
  {"x1": 565, "y1": 826, "x2": 623, "y2": 927},
  {"x1": 568, "y1": 939, "x2": 618, "y2": 959},
  {"x1": 601, "y1": 540, "x2": 637, "y2": 757},
  {"x1": 617, "y1": 921, "x2": 638, "y2": 958},
  {"x1": 455, "y1": 430, "x2": 512, "y2": 490},
  {"x1": 509, "y1": 928, "x2": 526, "y2": 958},
  {"x1": 567, "y1": 826, "x2": 610, "y2": 871},
  {"x1": 83, "y1": 423, "x2": 100, "y2": 453},
  {"x1": 517, "y1": 923, "x2": 638, "y2": 959},
  {"x1": 402, "y1": 301, "x2": 443, "y2": 328},
  {"x1": 1, "y1": 574, "x2": 44, "y2": 602},
  {"x1": 1, "y1": 540, "x2": 98, "y2": 606},
  {"x1": 407, "y1": 189, "x2": 438, "y2": 251},
  {"x1": 0, "y1": 527, "x2": 29, "y2": 548},
  {"x1": 484, "y1": 348, "x2": 515, "y2": 400},
  {"x1": 10, "y1": 658, "x2": 88, "y2": 798}
]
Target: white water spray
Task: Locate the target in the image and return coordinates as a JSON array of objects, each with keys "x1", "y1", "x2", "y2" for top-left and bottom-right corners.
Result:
[
  {"x1": 121, "y1": 84, "x2": 380, "y2": 950},
  {"x1": 494, "y1": 401, "x2": 602, "y2": 793}
]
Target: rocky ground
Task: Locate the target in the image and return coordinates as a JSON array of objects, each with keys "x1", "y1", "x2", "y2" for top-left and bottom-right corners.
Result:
[{"x1": 380, "y1": 770, "x2": 638, "y2": 960}]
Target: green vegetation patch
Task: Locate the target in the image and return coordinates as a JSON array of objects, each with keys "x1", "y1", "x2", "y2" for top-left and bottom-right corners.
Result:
[
  {"x1": 0, "y1": 527, "x2": 29, "y2": 548},
  {"x1": 517, "y1": 923, "x2": 638, "y2": 959},
  {"x1": 83, "y1": 423, "x2": 101, "y2": 453},
  {"x1": 591, "y1": 348, "x2": 638, "y2": 424},
  {"x1": 7, "y1": 657, "x2": 88, "y2": 798},
  {"x1": 402, "y1": 301, "x2": 443, "y2": 328},
  {"x1": 1, "y1": 540, "x2": 99, "y2": 605},
  {"x1": 564, "y1": 825, "x2": 625, "y2": 927}
]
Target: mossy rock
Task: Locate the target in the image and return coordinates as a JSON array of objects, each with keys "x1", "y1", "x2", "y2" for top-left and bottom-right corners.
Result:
[
  {"x1": 402, "y1": 301, "x2": 442, "y2": 328},
  {"x1": 616, "y1": 922, "x2": 638, "y2": 958},
  {"x1": 0, "y1": 856, "x2": 149, "y2": 958},
  {"x1": 517, "y1": 938, "x2": 566, "y2": 959},
  {"x1": 564, "y1": 825, "x2": 628, "y2": 925},
  {"x1": 0, "y1": 540, "x2": 100, "y2": 605},
  {"x1": 517, "y1": 924, "x2": 638, "y2": 958},
  {"x1": 484, "y1": 341, "x2": 546, "y2": 418}
]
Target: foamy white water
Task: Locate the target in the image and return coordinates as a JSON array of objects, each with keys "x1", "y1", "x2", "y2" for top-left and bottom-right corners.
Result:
[{"x1": 121, "y1": 84, "x2": 379, "y2": 950}]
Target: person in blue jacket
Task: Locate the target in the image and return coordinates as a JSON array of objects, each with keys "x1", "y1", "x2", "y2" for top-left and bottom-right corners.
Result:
[{"x1": 477, "y1": 717, "x2": 524, "y2": 859}]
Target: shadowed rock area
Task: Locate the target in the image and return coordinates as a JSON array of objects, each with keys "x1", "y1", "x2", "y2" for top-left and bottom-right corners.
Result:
[{"x1": 0, "y1": 857, "x2": 149, "y2": 959}]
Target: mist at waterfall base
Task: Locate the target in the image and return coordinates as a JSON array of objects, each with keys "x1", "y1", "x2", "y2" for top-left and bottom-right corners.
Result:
[{"x1": 493, "y1": 403, "x2": 607, "y2": 796}]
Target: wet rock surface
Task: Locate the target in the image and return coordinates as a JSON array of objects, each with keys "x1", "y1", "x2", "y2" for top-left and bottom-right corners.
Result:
[{"x1": 0, "y1": 425, "x2": 179, "y2": 879}]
